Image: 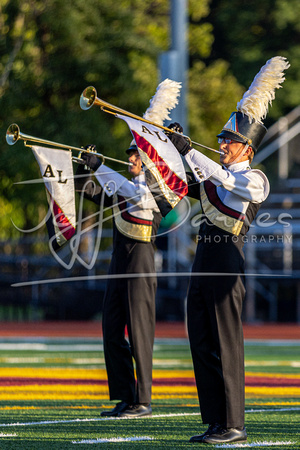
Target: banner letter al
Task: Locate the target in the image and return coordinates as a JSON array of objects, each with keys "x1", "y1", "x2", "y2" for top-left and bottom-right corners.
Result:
[
  {"x1": 31, "y1": 146, "x2": 76, "y2": 249},
  {"x1": 116, "y1": 114, "x2": 188, "y2": 217}
]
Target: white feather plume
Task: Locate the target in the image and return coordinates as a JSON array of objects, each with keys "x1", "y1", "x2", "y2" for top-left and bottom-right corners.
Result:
[
  {"x1": 143, "y1": 78, "x2": 182, "y2": 125},
  {"x1": 236, "y1": 56, "x2": 290, "y2": 124}
]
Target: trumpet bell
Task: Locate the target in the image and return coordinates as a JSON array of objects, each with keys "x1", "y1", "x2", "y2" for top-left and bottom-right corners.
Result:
[
  {"x1": 6, "y1": 123, "x2": 20, "y2": 145},
  {"x1": 80, "y1": 86, "x2": 97, "y2": 110}
]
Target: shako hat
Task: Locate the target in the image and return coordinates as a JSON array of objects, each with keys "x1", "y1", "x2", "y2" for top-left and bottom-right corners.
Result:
[
  {"x1": 126, "y1": 78, "x2": 182, "y2": 154},
  {"x1": 217, "y1": 56, "x2": 290, "y2": 152}
]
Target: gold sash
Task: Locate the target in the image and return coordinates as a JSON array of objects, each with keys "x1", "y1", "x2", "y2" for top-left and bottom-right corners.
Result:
[
  {"x1": 113, "y1": 195, "x2": 153, "y2": 242},
  {"x1": 200, "y1": 182, "x2": 245, "y2": 236}
]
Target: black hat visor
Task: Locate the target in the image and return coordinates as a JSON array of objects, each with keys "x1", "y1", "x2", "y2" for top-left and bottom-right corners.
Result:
[
  {"x1": 216, "y1": 130, "x2": 248, "y2": 145},
  {"x1": 125, "y1": 144, "x2": 138, "y2": 155}
]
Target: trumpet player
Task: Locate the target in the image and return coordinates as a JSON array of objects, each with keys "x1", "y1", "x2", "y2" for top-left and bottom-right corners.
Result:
[
  {"x1": 75, "y1": 143, "x2": 161, "y2": 418},
  {"x1": 75, "y1": 79, "x2": 182, "y2": 418},
  {"x1": 167, "y1": 57, "x2": 289, "y2": 444}
]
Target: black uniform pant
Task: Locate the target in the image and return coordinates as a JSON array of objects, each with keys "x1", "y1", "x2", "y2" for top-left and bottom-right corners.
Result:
[
  {"x1": 102, "y1": 242, "x2": 157, "y2": 405},
  {"x1": 187, "y1": 239, "x2": 246, "y2": 428}
]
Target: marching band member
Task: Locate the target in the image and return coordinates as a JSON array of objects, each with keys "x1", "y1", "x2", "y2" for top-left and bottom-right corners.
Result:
[
  {"x1": 167, "y1": 57, "x2": 290, "y2": 444},
  {"x1": 75, "y1": 145, "x2": 161, "y2": 418},
  {"x1": 75, "y1": 80, "x2": 181, "y2": 418}
]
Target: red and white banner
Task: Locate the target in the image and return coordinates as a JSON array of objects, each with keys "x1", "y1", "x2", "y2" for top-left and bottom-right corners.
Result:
[
  {"x1": 116, "y1": 114, "x2": 188, "y2": 217},
  {"x1": 31, "y1": 146, "x2": 76, "y2": 249}
]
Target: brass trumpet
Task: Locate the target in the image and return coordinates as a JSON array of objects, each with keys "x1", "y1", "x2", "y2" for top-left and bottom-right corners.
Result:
[
  {"x1": 80, "y1": 86, "x2": 223, "y2": 155},
  {"x1": 6, "y1": 123, "x2": 132, "y2": 166}
]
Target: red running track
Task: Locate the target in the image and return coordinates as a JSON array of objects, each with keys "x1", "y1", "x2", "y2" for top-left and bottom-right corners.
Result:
[{"x1": 0, "y1": 321, "x2": 298, "y2": 339}]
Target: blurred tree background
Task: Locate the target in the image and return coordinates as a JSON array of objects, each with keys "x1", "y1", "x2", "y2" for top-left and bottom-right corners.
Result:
[{"x1": 0, "y1": 0, "x2": 299, "y2": 239}]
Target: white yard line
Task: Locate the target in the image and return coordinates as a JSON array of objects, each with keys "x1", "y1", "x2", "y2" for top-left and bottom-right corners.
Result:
[
  {"x1": 0, "y1": 433, "x2": 17, "y2": 437},
  {"x1": 73, "y1": 436, "x2": 153, "y2": 444},
  {"x1": 0, "y1": 408, "x2": 300, "y2": 428},
  {"x1": 215, "y1": 442, "x2": 295, "y2": 448}
]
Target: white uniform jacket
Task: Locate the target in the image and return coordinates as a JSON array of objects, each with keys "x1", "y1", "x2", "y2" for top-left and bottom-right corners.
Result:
[{"x1": 185, "y1": 149, "x2": 270, "y2": 236}]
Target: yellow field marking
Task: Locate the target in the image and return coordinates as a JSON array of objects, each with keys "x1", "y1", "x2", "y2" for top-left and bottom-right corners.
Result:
[
  {"x1": 0, "y1": 368, "x2": 298, "y2": 380},
  {"x1": 154, "y1": 370, "x2": 195, "y2": 377},
  {"x1": 0, "y1": 385, "x2": 195, "y2": 394},
  {"x1": 0, "y1": 368, "x2": 196, "y2": 379},
  {"x1": 246, "y1": 387, "x2": 300, "y2": 396},
  {"x1": 248, "y1": 401, "x2": 300, "y2": 406},
  {"x1": 0, "y1": 384, "x2": 298, "y2": 401},
  {"x1": 0, "y1": 404, "x2": 198, "y2": 411},
  {"x1": 245, "y1": 371, "x2": 300, "y2": 379},
  {"x1": 0, "y1": 368, "x2": 107, "y2": 379}
]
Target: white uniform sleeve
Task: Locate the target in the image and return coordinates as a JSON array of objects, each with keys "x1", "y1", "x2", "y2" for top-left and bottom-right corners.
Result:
[
  {"x1": 184, "y1": 149, "x2": 220, "y2": 181},
  {"x1": 184, "y1": 149, "x2": 270, "y2": 203},
  {"x1": 209, "y1": 168, "x2": 270, "y2": 203},
  {"x1": 94, "y1": 165, "x2": 128, "y2": 196},
  {"x1": 94, "y1": 165, "x2": 158, "y2": 210}
]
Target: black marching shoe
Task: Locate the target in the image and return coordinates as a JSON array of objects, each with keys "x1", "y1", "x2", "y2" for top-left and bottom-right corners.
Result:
[
  {"x1": 118, "y1": 403, "x2": 152, "y2": 418},
  {"x1": 189, "y1": 423, "x2": 222, "y2": 443},
  {"x1": 190, "y1": 423, "x2": 247, "y2": 444},
  {"x1": 100, "y1": 401, "x2": 129, "y2": 417}
]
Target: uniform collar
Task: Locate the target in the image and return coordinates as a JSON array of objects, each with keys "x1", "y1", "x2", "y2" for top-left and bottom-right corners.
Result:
[
  {"x1": 223, "y1": 160, "x2": 250, "y2": 172},
  {"x1": 132, "y1": 171, "x2": 145, "y2": 184}
]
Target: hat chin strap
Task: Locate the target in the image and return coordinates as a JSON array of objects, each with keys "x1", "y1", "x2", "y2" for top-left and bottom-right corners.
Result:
[{"x1": 226, "y1": 143, "x2": 249, "y2": 166}]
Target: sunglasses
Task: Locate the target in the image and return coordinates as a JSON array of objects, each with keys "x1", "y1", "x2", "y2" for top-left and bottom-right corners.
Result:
[{"x1": 217, "y1": 138, "x2": 236, "y2": 144}]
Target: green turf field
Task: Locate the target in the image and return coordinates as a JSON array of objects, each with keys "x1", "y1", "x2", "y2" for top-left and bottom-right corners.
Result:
[{"x1": 0, "y1": 336, "x2": 298, "y2": 448}]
